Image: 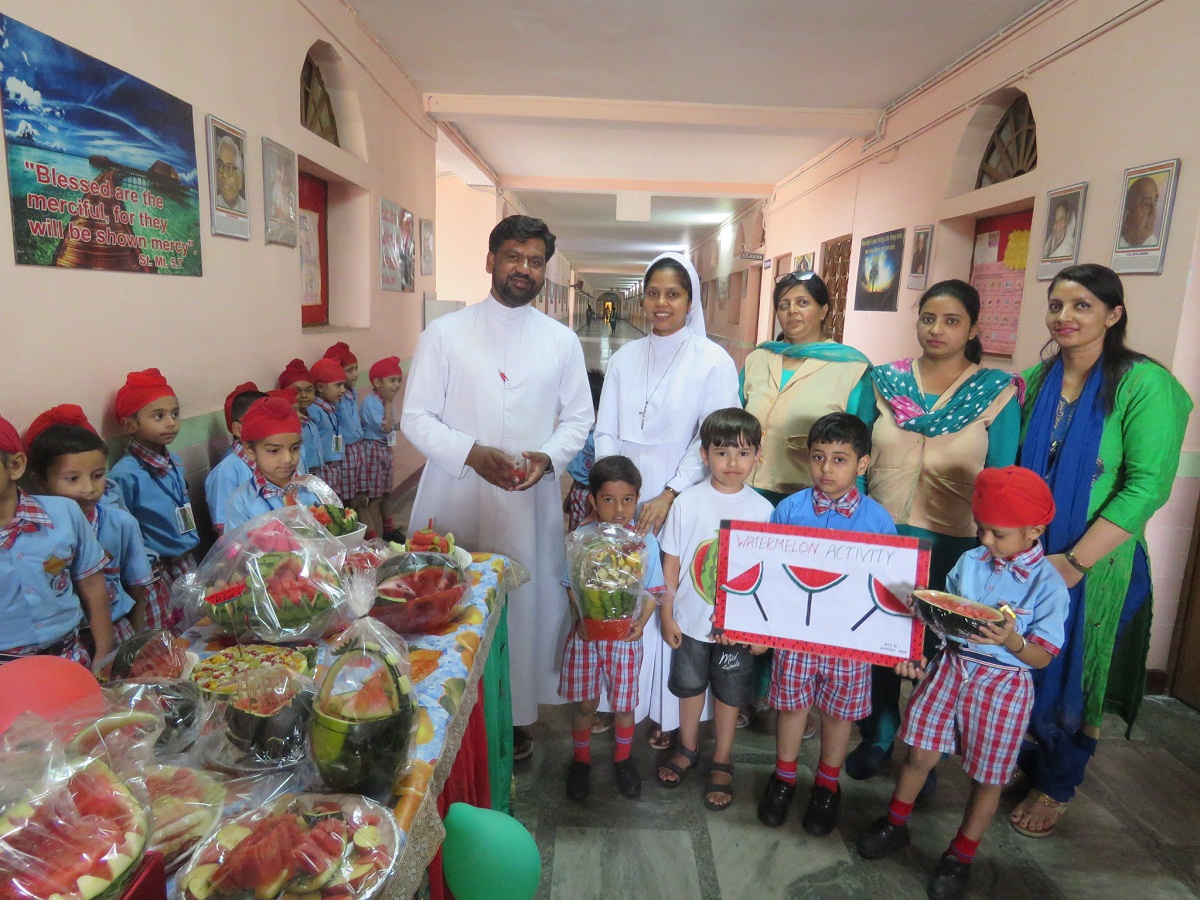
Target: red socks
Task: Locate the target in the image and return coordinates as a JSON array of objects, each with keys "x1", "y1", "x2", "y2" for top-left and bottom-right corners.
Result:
[
  {"x1": 572, "y1": 728, "x2": 591, "y2": 764},
  {"x1": 614, "y1": 724, "x2": 634, "y2": 762},
  {"x1": 815, "y1": 761, "x2": 841, "y2": 793},
  {"x1": 774, "y1": 758, "x2": 798, "y2": 784},
  {"x1": 948, "y1": 829, "x2": 980, "y2": 863},
  {"x1": 383, "y1": 517, "x2": 395, "y2": 530},
  {"x1": 887, "y1": 793, "x2": 915, "y2": 826}
]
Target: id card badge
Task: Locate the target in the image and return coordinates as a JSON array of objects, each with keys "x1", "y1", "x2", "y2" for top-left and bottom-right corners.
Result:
[
  {"x1": 386, "y1": 431, "x2": 397, "y2": 447},
  {"x1": 175, "y1": 503, "x2": 197, "y2": 534},
  {"x1": 332, "y1": 435, "x2": 344, "y2": 453}
]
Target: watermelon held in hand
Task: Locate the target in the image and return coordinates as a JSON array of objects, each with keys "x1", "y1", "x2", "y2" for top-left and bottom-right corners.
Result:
[{"x1": 912, "y1": 589, "x2": 1006, "y2": 640}]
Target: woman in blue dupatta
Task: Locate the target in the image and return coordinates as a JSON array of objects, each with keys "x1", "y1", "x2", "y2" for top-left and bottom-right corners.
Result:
[
  {"x1": 741, "y1": 271, "x2": 873, "y2": 506},
  {"x1": 845, "y1": 279, "x2": 1021, "y2": 783},
  {"x1": 1011, "y1": 264, "x2": 1191, "y2": 838}
]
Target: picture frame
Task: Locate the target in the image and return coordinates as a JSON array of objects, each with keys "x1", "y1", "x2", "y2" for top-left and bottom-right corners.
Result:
[
  {"x1": 205, "y1": 115, "x2": 249, "y2": 239},
  {"x1": 419, "y1": 217, "x2": 434, "y2": 276},
  {"x1": 262, "y1": 137, "x2": 297, "y2": 247},
  {"x1": 1037, "y1": 183, "x2": 1087, "y2": 280},
  {"x1": 1111, "y1": 158, "x2": 1181, "y2": 274},
  {"x1": 907, "y1": 224, "x2": 934, "y2": 290},
  {"x1": 380, "y1": 198, "x2": 414, "y2": 292},
  {"x1": 794, "y1": 251, "x2": 815, "y2": 273},
  {"x1": 854, "y1": 228, "x2": 905, "y2": 311}
]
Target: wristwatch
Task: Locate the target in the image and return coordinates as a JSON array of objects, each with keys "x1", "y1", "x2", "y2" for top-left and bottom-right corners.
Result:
[{"x1": 663, "y1": 485, "x2": 679, "y2": 498}]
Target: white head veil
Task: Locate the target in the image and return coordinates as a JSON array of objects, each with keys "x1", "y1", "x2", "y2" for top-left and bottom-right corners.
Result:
[{"x1": 645, "y1": 251, "x2": 706, "y2": 337}]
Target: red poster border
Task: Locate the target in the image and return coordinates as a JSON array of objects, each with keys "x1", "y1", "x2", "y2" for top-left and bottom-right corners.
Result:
[{"x1": 713, "y1": 519, "x2": 930, "y2": 666}]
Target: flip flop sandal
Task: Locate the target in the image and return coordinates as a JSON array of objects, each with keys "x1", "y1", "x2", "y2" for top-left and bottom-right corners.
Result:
[
  {"x1": 735, "y1": 709, "x2": 752, "y2": 729},
  {"x1": 704, "y1": 762, "x2": 735, "y2": 811},
  {"x1": 1010, "y1": 790, "x2": 1068, "y2": 838},
  {"x1": 656, "y1": 743, "x2": 699, "y2": 788},
  {"x1": 591, "y1": 714, "x2": 614, "y2": 735},
  {"x1": 647, "y1": 727, "x2": 675, "y2": 751}
]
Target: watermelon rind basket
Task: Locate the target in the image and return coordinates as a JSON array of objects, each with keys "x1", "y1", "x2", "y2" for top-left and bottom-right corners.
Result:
[{"x1": 566, "y1": 522, "x2": 648, "y2": 642}]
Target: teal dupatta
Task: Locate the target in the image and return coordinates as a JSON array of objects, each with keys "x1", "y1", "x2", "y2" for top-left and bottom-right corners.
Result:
[{"x1": 739, "y1": 340, "x2": 871, "y2": 405}]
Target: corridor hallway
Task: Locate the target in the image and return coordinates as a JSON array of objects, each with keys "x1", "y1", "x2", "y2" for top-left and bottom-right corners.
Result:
[{"x1": 573, "y1": 315, "x2": 647, "y2": 374}]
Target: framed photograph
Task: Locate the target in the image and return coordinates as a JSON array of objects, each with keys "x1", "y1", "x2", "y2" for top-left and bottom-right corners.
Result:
[
  {"x1": 854, "y1": 228, "x2": 905, "y2": 311},
  {"x1": 907, "y1": 224, "x2": 934, "y2": 290},
  {"x1": 1037, "y1": 183, "x2": 1087, "y2": 280},
  {"x1": 1111, "y1": 159, "x2": 1181, "y2": 274},
  {"x1": 419, "y1": 218, "x2": 434, "y2": 276},
  {"x1": 380, "y1": 198, "x2": 414, "y2": 292},
  {"x1": 794, "y1": 251, "x2": 815, "y2": 273},
  {"x1": 206, "y1": 115, "x2": 249, "y2": 239},
  {"x1": 262, "y1": 137, "x2": 297, "y2": 247}
]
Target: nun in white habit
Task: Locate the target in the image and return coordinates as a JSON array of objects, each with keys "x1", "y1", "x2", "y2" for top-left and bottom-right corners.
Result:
[{"x1": 594, "y1": 251, "x2": 740, "y2": 738}]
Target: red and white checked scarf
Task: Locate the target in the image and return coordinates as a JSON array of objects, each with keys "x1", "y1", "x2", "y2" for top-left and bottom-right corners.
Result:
[{"x1": 128, "y1": 440, "x2": 172, "y2": 477}]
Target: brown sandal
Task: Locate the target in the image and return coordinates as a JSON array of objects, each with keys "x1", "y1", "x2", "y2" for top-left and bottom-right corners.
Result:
[
  {"x1": 704, "y1": 762, "x2": 735, "y2": 811},
  {"x1": 656, "y1": 743, "x2": 699, "y2": 788},
  {"x1": 1010, "y1": 790, "x2": 1068, "y2": 838}
]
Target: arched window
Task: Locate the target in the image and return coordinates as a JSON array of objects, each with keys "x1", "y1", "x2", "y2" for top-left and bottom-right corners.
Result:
[
  {"x1": 301, "y1": 54, "x2": 340, "y2": 147},
  {"x1": 976, "y1": 95, "x2": 1037, "y2": 188}
]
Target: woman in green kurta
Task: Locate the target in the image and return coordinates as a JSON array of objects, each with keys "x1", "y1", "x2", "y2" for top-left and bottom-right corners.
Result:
[{"x1": 1011, "y1": 264, "x2": 1191, "y2": 838}]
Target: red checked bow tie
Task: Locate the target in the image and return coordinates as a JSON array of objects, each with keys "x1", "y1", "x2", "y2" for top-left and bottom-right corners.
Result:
[{"x1": 812, "y1": 489, "x2": 859, "y2": 518}]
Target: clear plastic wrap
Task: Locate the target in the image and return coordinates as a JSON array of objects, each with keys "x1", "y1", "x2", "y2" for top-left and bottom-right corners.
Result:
[
  {"x1": 173, "y1": 506, "x2": 350, "y2": 642},
  {"x1": 141, "y1": 763, "x2": 226, "y2": 872},
  {"x1": 566, "y1": 522, "x2": 649, "y2": 641},
  {"x1": 221, "y1": 666, "x2": 315, "y2": 766},
  {"x1": 370, "y1": 551, "x2": 471, "y2": 635},
  {"x1": 94, "y1": 629, "x2": 192, "y2": 682},
  {"x1": 309, "y1": 618, "x2": 417, "y2": 800},
  {"x1": 176, "y1": 793, "x2": 400, "y2": 900},
  {"x1": 103, "y1": 679, "x2": 215, "y2": 757}
]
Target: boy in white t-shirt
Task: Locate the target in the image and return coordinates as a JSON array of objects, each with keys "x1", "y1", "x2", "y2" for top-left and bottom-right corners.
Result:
[{"x1": 657, "y1": 408, "x2": 774, "y2": 811}]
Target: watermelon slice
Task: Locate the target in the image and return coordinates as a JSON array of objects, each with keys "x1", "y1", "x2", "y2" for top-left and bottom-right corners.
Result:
[
  {"x1": 721, "y1": 562, "x2": 768, "y2": 622},
  {"x1": 782, "y1": 564, "x2": 849, "y2": 627},
  {"x1": 912, "y1": 589, "x2": 1006, "y2": 640},
  {"x1": 851, "y1": 575, "x2": 913, "y2": 631}
]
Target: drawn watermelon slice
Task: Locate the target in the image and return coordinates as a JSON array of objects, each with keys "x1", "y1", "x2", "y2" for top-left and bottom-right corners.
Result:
[
  {"x1": 689, "y1": 537, "x2": 720, "y2": 604},
  {"x1": 720, "y1": 563, "x2": 768, "y2": 621},
  {"x1": 852, "y1": 575, "x2": 913, "y2": 631},
  {"x1": 782, "y1": 564, "x2": 848, "y2": 627}
]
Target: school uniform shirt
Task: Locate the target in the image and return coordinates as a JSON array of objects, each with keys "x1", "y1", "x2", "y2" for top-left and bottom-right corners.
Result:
[
  {"x1": 300, "y1": 414, "x2": 323, "y2": 474},
  {"x1": 108, "y1": 442, "x2": 200, "y2": 559},
  {"x1": 359, "y1": 391, "x2": 393, "y2": 443},
  {"x1": 204, "y1": 441, "x2": 256, "y2": 532},
  {"x1": 87, "y1": 501, "x2": 155, "y2": 621},
  {"x1": 943, "y1": 543, "x2": 1069, "y2": 670},
  {"x1": 0, "y1": 493, "x2": 106, "y2": 651},
  {"x1": 661, "y1": 480, "x2": 774, "y2": 643},
  {"x1": 223, "y1": 471, "x2": 322, "y2": 532},
  {"x1": 336, "y1": 388, "x2": 365, "y2": 445},
  {"x1": 309, "y1": 399, "x2": 344, "y2": 464},
  {"x1": 771, "y1": 487, "x2": 898, "y2": 537},
  {"x1": 564, "y1": 430, "x2": 596, "y2": 485}
]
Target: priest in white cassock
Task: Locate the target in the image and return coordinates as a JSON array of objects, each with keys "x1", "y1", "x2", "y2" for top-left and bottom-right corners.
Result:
[
  {"x1": 594, "y1": 251, "x2": 740, "y2": 745},
  {"x1": 401, "y1": 215, "x2": 593, "y2": 761}
]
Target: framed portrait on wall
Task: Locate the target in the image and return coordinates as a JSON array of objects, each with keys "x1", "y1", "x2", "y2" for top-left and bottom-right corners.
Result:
[
  {"x1": 907, "y1": 225, "x2": 933, "y2": 290},
  {"x1": 206, "y1": 115, "x2": 249, "y2": 239},
  {"x1": 419, "y1": 217, "x2": 434, "y2": 276},
  {"x1": 794, "y1": 251, "x2": 815, "y2": 273},
  {"x1": 1036, "y1": 183, "x2": 1086, "y2": 280},
  {"x1": 1111, "y1": 158, "x2": 1181, "y2": 274},
  {"x1": 262, "y1": 137, "x2": 297, "y2": 247},
  {"x1": 380, "y1": 198, "x2": 414, "y2": 292}
]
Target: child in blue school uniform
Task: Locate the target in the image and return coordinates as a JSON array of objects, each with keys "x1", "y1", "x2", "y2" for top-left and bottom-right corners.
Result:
[
  {"x1": 358, "y1": 356, "x2": 404, "y2": 542},
  {"x1": 324, "y1": 342, "x2": 368, "y2": 510},
  {"x1": 757, "y1": 412, "x2": 897, "y2": 835},
  {"x1": 108, "y1": 369, "x2": 198, "y2": 631},
  {"x1": 857, "y1": 466, "x2": 1068, "y2": 900},
  {"x1": 279, "y1": 359, "x2": 323, "y2": 478},
  {"x1": 0, "y1": 414, "x2": 112, "y2": 666},
  {"x1": 223, "y1": 397, "x2": 322, "y2": 531},
  {"x1": 204, "y1": 382, "x2": 266, "y2": 536},
  {"x1": 308, "y1": 357, "x2": 348, "y2": 498},
  {"x1": 25, "y1": 410, "x2": 154, "y2": 645}
]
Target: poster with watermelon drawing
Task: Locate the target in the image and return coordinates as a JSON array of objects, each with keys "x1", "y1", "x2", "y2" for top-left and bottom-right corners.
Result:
[{"x1": 713, "y1": 520, "x2": 929, "y2": 665}]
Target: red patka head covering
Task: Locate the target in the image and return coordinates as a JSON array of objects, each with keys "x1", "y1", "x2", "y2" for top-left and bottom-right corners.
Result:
[
  {"x1": 223, "y1": 381, "x2": 260, "y2": 432},
  {"x1": 25, "y1": 405, "x2": 98, "y2": 451},
  {"x1": 369, "y1": 356, "x2": 403, "y2": 381},
  {"x1": 0, "y1": 415, "x2": 23, "y2": 455},
  {"x1": 972, "y1": 466, "x2": 1056, "y2": 528},
  {"x1": 278, "y1": 359, "x2": 314, "y2": 390},
  {"x1": 309, "y1": 358, "x2": 347, "y2": 386},
  {"x1": 324, "y1": 342, "x2": 358, "y2": 366},
  {"x1": 240, "y1": 397, "x2": 303, "y2": 442},
  {"x1": 115, "y1": 369, "x2": 175, "y2": 420},
  {"x1": 268, "y1": 387, "x2": 298, "y2": 406}
]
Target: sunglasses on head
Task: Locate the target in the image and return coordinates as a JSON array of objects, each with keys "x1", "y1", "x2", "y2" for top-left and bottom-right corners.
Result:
[{"x1": 774, "y1": 270, "x2": 818, "y2": 286}]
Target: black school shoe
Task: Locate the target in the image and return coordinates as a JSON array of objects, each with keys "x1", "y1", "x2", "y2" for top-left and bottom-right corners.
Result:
[
  {"x1": 566, "y1": 761, "x2": 591, "y2": 801},
  {"x1": 757, "y1": 775, "x2": 797, "y2": 827},
  {"x1": 613, "y1": 758, "x2": 641, "y2": 799},
  {"x1": 927, "y1": 852, "x2": 971, "y2": 900},
  {"x1": 801, "y1": 784, "x2": 841, "y2": 836},
  {"x1": 856, "y1": 816, "x2": 911, "y2": 860}
]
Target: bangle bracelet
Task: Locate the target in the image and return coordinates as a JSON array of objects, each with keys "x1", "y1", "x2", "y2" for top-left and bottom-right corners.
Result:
[
  {"x1": 1010, "y1": 635, "x2": 1027, "y2": 654},
  {"x1": 1065, "y1": 550, "x2": 1091, "y2": 575}
]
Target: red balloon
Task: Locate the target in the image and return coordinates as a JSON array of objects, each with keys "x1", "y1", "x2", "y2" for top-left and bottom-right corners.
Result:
[{"x1": 0, "y1": 656, "x2": 103, "y2": 735}]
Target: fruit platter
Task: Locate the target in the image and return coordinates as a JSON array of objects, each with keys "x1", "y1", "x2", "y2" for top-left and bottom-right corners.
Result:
[
  {"x1": 912, "y1": 589, "x2": 1007, "y2": 640},
  {"x1": 141, "y1": 763, "x2": 226, "y2": 870},
  {"x1": 310, "y1": 503, "x2": 361, "y2": 538},
  {"x1": 566, "y1": 522, "x2": 648, "y2": 641},
  {"x1": 371, "y1": 552, "x2": 470, "y2": 635},
  {"x1": 177, "y1": 793, "x2": 400, "y2": 900},
  {"x1": 190, "y1": 644, "x2": 313, "y2": 697},
  {"x1": 100, "y1": 629, "x2": 191, "y2": 681},
  {"x1": 0, "y1": 759, "x2": 149, "y2": 900}
]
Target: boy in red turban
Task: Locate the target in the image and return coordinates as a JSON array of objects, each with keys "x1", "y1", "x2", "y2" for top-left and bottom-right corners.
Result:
[
  {"x1": 858, "y1": 466, "x2": 1069, "y2": 900},
  {"x1": 307, "y1": 357, "x2": 348, "y2": 498},
  {"x1": 279, "y1": 359, "x2": 322, "y2": 476},
  {"x1": 204, "y1": 382, "x2": 266, "y2": 535}
]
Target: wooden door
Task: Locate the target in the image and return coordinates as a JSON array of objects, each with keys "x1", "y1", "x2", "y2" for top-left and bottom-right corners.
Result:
[{"x1": 820, "y1": 234, "x2": 852, "y2": 343}]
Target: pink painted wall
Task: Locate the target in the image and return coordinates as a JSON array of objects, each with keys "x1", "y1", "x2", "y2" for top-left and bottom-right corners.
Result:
[{"x1": 434, "y1": 170, "x2": 502, "y2": 305}]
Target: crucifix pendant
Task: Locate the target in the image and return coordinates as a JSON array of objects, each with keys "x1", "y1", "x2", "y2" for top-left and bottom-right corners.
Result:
[{"x1": 640, "y1": 406, "x2": 648, "y2": 428}]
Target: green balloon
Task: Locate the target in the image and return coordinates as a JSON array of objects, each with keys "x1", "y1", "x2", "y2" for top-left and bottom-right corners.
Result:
[{"x1": 442, "y1": 802, "x2": 541, "y2": 900}]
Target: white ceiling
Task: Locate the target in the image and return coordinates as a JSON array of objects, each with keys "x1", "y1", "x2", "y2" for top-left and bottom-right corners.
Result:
[{"x1": 349, "y1": 0, "x2": 1048, "y2": 294}]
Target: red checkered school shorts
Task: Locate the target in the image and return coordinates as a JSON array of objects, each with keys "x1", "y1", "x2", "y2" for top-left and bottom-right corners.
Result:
[
  {"x1": 145, "y1": 552, "x2": 195, "y2": 632},
  {"x1": 317, "y1": 461, "x2": 344, "y2": 499},
  {"x1": 358, "y1": 440, "x2": 393, "y2": 499},
  {"x1": 5, "y1": 629, "x2": 91, "y2": 668},
  {"x1": 338, "y1": 440, "x2": 368, "y2": 498},
  {"x1": 566, "y1": 481, "x2": 591, "y2": 533},
  {"x1": 557, "y1": 623, "x2": 643, "y2": 712},
  {"x1": 900, "y1": 648, "x2": 1033, "y2": 785},
  {"x1": 768, "y1": 648, "x2": 872, "y2": 720}
]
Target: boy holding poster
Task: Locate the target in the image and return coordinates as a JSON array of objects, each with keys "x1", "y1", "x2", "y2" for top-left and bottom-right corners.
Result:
[
  {"x1": 857, "y1": 466, "x2": 1067, "y2": 900},
  {"x1": 758, "y1": 413, "x2": 897, "y2": 834}
]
